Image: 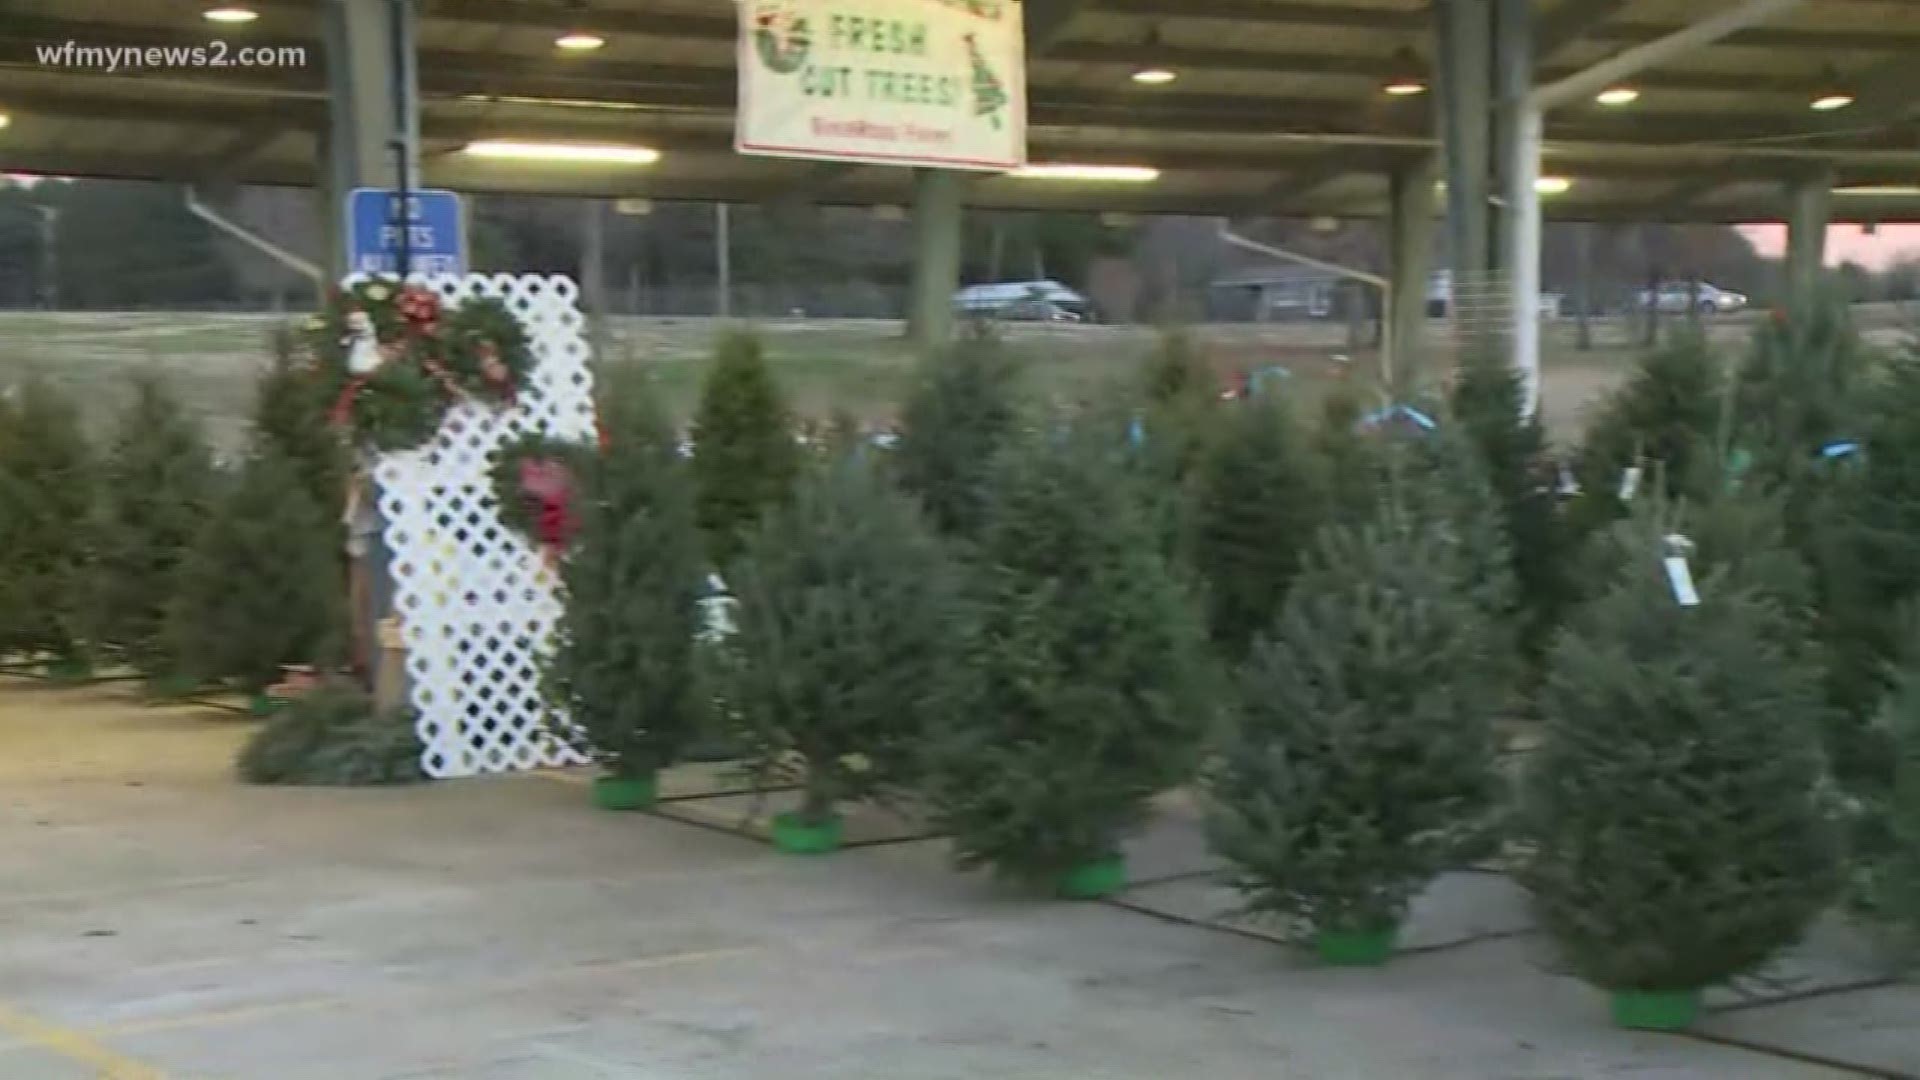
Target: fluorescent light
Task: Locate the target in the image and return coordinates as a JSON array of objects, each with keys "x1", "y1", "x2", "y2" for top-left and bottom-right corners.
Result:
[
  {"x1": 1811, "y1": 92, "x2": 1854, "y2": 112},
  {"x1": 1535, "y1": 176, "x2": 1573, "y2": 195},
  {"x1": 1010, "y1": 164, "x2": 1159, "y2": 182},
  {"x1": 458, "y1": 93, "x2": 646, "y2": 111},
  {"x1": 203, "y1": 6, "x2": 259, "y2": 23},
  {"x1": 1595, "y1": 86, "x2": 1640, "y2": 106},
  {"x1": 1131, "y1": 67, "x2": 1177, "y2": 85},
  {"x1": 1835, "y1": 185, "x2": 1920, "y2": 197},
  {"x1": 555, "y1": 32, "x2": 606, "y2": 51},
  {"x1": 1382, "y1": 78, "x2": 1427, "y2": 96},
  {"x1": 462, "y1": 140, "x2": 660, "y2": 164}
]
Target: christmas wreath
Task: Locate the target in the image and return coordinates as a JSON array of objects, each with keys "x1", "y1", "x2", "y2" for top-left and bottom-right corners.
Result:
[
  {"x1": 307, "y1": 278, "x2": 534, "y2": 451},
  {"x1": 487, "y1": 431, "x2": 595, "y2": 562}
]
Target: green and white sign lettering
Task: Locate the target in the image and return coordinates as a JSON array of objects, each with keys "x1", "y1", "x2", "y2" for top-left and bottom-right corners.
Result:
[{"x1": 736, "y1": 0, "x2": 1027, "y2": 171}]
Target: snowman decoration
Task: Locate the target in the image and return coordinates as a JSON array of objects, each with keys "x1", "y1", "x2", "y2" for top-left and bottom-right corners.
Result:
[{"x1": 344, "y1": 309, "x2": 385, "y2": 375}]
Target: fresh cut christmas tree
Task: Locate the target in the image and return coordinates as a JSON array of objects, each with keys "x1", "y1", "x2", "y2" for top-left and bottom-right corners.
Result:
[
  {"x1": 543, "y1": 375, "x2": 707, "y2": 810},
  {"x1": 1522, "y1": 520, "x2": 1840, "y2": 1031},
  {"x1": 165, "y1": 448, "x2": 344, "y2": 705},
  {"x1": 255, "y1": 328, "x2": 348, "y2": 526},
  {"x1": 1449, "y1": 347, "x2": 1568, "y2": 648},
  {"x1": 892, "y1": 327, "x2": 1019, "y2": 541},
  {"x1": 923, "y1": 422, "x2": 1210, "y2": 898},
  {"x1": 1570, "y1": 331, "x2": 1726, "y2": 536},
  {"x1": 1205, "y1": 491, "x2": 1508, "y2": 966},
  {"x1": 689, "y1": 332, "x2": 801, "y2": 568},
  {"x1": 91, "y1": 375, "x2": 219, "y2": 689},
  {"x1": 1858, "y1": 625, "x2": 1920, "y2": 962},
  {"x1": 1189, "y1": 388, "x2": 1324, "y2": 658},
  {"x1": 0, "y1": 378, "x2": 97, "y2": 678},
  {"x1": 723, "y1": 448, "x2": 977, "y2": 854}
]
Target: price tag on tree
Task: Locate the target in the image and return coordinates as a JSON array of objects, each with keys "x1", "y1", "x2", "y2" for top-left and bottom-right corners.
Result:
[{"x1": 1662, "y1": 533, "x2": 1699, "y2": 607}]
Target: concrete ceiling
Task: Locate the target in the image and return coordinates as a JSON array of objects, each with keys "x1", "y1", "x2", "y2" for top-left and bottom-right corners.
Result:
[{"x1": 2, "y1": 0, "x2": 1919, "y2": 220}]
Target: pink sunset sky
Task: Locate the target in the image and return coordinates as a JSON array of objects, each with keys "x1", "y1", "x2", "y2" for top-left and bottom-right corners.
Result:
[{"x1": 1741, "y1": 223, "x2": 1920, "y2": 270}]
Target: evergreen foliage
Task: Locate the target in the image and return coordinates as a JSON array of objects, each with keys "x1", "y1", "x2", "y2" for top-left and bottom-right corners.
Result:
[
  {"x1": 1136, "y1": 326, "x2": 1220, "y2": 482},
  {"x1": 725, "y1": 449, "x2": 976, "y2": 823},
  {"x1": 92, "y1": 376, "x2": 218, "y2": 674},
  {"x1": 1190, "y1": 389, "x2": 1324, "y2": 658},
  {"x1": 1859, "y1": 643, "x2": 1920, "y2": 962},
  {"x1": 893, "y1": 328, "x2": 1020, "y2": 539},
  {"x1": 545, "y1": 375, "x2": 708, "y2": 779},
  {"x1": 237, "y1": 683, "x2": 424, "y2": 786},
  {"x1": 1571, "y1": 332, "x2": 1725, "y2": 533},
  {"x1": 166, "y1": 449, "x2": 343, "y2": 692},
  {"x1": 254, "y1": 329, "x2": 347, "y2": 522},
  {"x1": 924, "y1": 423, "x2": 1211, "y2": 884},
  {"x1": 0, "y1": 378, "x2": 96, "y2": 663},
  {"x1": 1450, "y1": 349, "x2": 1568, "y2": 646},
  {"x1": 690, "y1": 332, "x2": 801, "y2": 567},
  {"x1": 1522, "y1": 530, "x2": 1841, "y2": 993},
  {"x1": 1205, "y1": 493, "x2": 1508, "y2": 939}
]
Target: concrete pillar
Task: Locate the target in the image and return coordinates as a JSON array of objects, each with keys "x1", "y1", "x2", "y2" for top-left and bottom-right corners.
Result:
[
  {"x1": 907, "y1": 169, "x2": 964, "y2": 351},
  {"x1": 322, "y1": 0, "x2": 420, "y2": 275},
  {"x1": 1495, "y1": 0, "x2": 1541, "y2": 415},
  {"x1": 1386, "y1": 156, "x2": 1438, "y2": 394},
  {"x1": 1785, "y1": 171, "x2": 1832, "y2": 313},
  {"x1": 1435, "y1": 0, "x2": 1494, "y2": 281},
  {"x1": 1491, "y1": 0, "x2": 1532, "y2": 276}
]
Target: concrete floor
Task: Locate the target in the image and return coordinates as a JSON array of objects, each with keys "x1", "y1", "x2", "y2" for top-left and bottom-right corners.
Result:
[{"x1": 1, "y1": 676, "x2": 1912, "y2": 1079}]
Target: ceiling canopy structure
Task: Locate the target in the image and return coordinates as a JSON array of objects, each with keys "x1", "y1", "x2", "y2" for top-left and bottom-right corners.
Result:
[{"x1": 2, "y1": 0, "x2": 1919, "y2": 221}]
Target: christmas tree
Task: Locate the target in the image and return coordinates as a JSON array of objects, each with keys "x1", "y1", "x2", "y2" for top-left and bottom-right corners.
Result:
[
  {"x1": 237, "y1": 682, "x2": 423, "y2": 786},
  {"x1": 724, "y1": 448, "x2": 976, "y2": 851},
  {"x1": 1522, "y1": 526, "x2": 1840, "y2": 1029},
  {"x1": 1205, "y1": 496, "x2": 1507, "y2": 964},
  {"x1": 690, "y1": 332, "x2": 801, "y2": 567},
  {"x1": 1859, "y1": 629, "x2": 1920, "y2": 960},
  {"x1": 254, "y1": 328, "x2": 347, "y2": 524},
  {"x1": 0, "y1": 378, "x2": 97, "y2": 674},
  {"x1": 1190, "y1": 389, "x2": 1324, "y2": 658},
  {"x1": 166, "y1": 449, "x2": 344, "y2": 696},
  {"x1": 1449, "y1": 348, "x2": 1568, "y2": 650},
  {"x1": 923, "y1": 422, "x2": 1210, "y2": 895},
  {"x1": 1570, "y1": 331, "x2": 1726, "y2": 535},
  {"x1": 91, "y1": 375, "x2": 219, "y2": 682},
  {"x1": 892, "y1": 328, "x2": 1020, "y2": 540},
  {"x1": 1137, "y1": 326, "x2": 1220, "y2": 483},
  {"x1": 544, "y1": 374, "x2": 707, "y2": 802}
]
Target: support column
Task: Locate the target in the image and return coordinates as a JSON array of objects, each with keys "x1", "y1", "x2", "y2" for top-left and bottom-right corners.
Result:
[
  {"x1": 1495, "y1": 0, "x2": 1541, "y2": 414},
  {"x1": 322, "y1": 0, "x2": 420, "y2": 276},
  {"x1": 1386, "y1": 156, "x2": 1438, "y2": 395},
  {"x1": 1491, "y1": 0, "x2": 1533, "y2": 275},
  {"x1": 1435, "y1": 0, "x2": 1494, "y2": 282},
  {"x1": 1785, "y1": 171, "x2": 1832, "y2": 313},
  {"x1": 907, "y1": 169, "x2": 964, "y2": 351}
]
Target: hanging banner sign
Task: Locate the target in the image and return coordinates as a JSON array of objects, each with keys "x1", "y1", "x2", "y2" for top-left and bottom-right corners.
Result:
[{"x1": 735, "y1": 0, "x2": 1027, "y2": 172}]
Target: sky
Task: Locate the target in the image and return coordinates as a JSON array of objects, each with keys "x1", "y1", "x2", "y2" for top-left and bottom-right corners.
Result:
[{"x1": 1741, "y1": 223, "x2": 1920, "y2": 270}]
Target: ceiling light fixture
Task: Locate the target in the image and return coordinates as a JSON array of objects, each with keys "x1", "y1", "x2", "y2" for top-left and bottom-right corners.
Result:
[
  {"x1": 1131, "y1": 26, "x2": 1176, "y2": 86},
  {"x1": 1595, "y1": 85, "x2": 1640, "y2": 106},
  {"x1": 0, "y1": 114, "x2": 11, "y2": 131},
  {"x1": 1381, "y1": 48, "x2": 1427, "y2": 96},
  {"x1": 462, "y1": 140, "x2": 660, "y2": 164},
  {"x1": 1811, "y1": 66, "x2": 1853, "y2": 111},
  {"x1": 555, "y1": 31, "x2": 606, "y2": 51},
  {"x1": 203, "y1": 6, "x2": 260, "y2": 23},
  {"x1": 1010, "y1": 164, "x2": 1160, "y2": 182},
  {"x1": 1835, "y1": 184, "x2": 1920, "y2": 196},
  {"x1": 1535, "y1": 176, "x2": 1573, "y2": 195}
]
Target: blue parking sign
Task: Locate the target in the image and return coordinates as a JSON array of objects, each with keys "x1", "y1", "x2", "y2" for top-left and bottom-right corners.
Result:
[{"x1": 347, "y1": 188, "x2": 466, "y2": 276}]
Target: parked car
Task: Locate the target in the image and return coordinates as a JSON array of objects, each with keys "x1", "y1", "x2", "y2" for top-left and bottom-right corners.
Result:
[{"x1": 1636, "y1": 281, "x2": 1749, "y2": 314}]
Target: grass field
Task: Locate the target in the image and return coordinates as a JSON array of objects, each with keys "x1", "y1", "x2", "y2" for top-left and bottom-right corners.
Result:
[{"x1": 0, "y1": 308, "x2": 1906, "y2": 455}]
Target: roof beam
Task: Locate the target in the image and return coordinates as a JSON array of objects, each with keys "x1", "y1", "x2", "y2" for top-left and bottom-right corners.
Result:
[
  {"x1": 1589, "y1": 20, "x2": 1920, "y2": 52},
  {"x1": 1026, "y1": 0, "x2": 1096, "y2": 55},
  {"x1": 1536, "y1": 0, "x2": 1632, "y2": 59},
  {"x1": 1092, "y1": 0, "x2": 1424, "y2": 30}
]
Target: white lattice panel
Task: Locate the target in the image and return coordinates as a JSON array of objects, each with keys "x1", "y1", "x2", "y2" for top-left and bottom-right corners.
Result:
[{"x1": 367, "y1": 274, "x2": 596, "y2": 778}]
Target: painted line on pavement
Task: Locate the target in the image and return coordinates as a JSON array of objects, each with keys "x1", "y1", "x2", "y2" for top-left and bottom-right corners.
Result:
[{"x1": 0, "y1": 1000, "x2": 168, "y2": 1079}]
